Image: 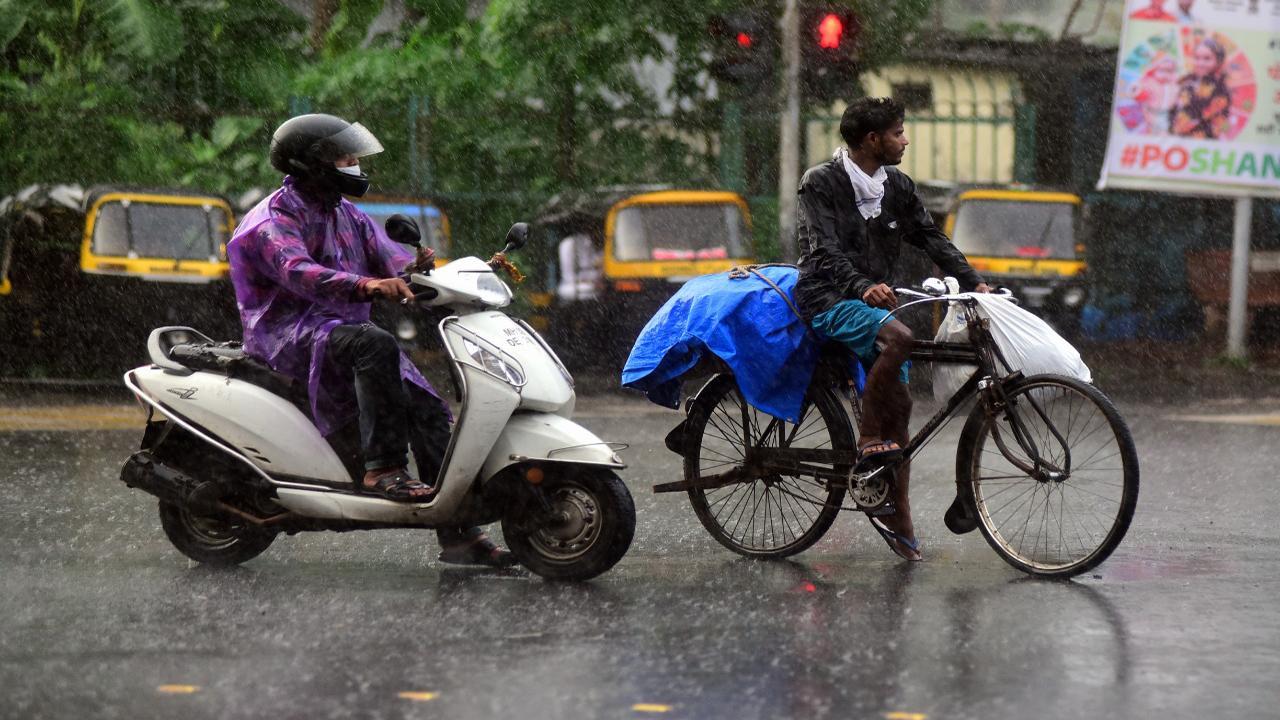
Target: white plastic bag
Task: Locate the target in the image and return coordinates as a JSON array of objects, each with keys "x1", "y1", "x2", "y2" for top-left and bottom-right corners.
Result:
[
  {"x1": 932, "y1": 297, "x2": 974, "y2": 403},
  {"x1": 932, "y1": 290, "x2": 1091, "y2": 403}
]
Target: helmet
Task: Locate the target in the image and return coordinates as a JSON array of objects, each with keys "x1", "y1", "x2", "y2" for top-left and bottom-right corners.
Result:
[{"x1": 269, "y1": 114, "x2": 383, "y2": 198}]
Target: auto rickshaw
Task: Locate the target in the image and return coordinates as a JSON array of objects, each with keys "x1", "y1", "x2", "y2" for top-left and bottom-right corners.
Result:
[
  {"x1": 944, "y1": 187, "x2": 1087, "y2": 335},
  {"x1": 354, "y1": 195, "x2": 452, "y2": 262},
  {"x1": 536, "y1": 188, "x2": 755, "y2": 370},
  {"x1": 0, "y1": 184, "x2": 239, "y2": 379}
]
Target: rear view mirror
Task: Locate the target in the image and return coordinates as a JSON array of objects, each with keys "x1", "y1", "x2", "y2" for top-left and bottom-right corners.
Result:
[
  {"x1": 385, "y1": 214, "x2": 421, "y2": 247},
  {"x1": 503, "y1": 222, "x2": 529, "y2": 253}
]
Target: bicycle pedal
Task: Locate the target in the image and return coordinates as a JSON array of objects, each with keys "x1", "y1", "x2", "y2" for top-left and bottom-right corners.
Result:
[
  {"x1": 852, "y1": 457, "x2": 899, "y2": 475},
  {"x1": 867, "y1": 502, "x2": 897, "y2": 518}
]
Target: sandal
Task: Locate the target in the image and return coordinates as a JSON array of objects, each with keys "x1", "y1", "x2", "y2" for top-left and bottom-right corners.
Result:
[
  {"x1": 361, "y1": 468, "x2": 434, "y2": 502},
  {"x1": 868, "y1": 516, "x2": 923, "y2": 562},
  {"x1": 857, "y1": 439, "x2": 903, "y2": 468},
  {"x1": 439, "y1": 531, "x2": 518, "y2": 568}
]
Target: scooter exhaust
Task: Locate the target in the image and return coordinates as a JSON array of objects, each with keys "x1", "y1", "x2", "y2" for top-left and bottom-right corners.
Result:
[
  {"x1": 121, "y1": 452, "x2": 238, "y2": 518},
  {"x1": 121, "y1": 452, "x2": 197, "y2": 505},
  {"x1": 121, "y1": 452, "x2": 291, "y2": 526}
]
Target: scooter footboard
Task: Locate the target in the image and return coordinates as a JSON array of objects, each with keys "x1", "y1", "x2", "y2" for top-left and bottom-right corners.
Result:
[{"x1": 481, "y1": 413, "x2": 626, "y2": 479}]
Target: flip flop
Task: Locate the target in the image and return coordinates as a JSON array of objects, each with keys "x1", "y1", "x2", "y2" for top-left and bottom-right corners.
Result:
[
  {"x1": 868, "y1": 516, "x2": 923, "y2": 562},
  {"x1": 857, "y1": 439, "x2": 903, "y2": 468},
  {"x1": 361, "y1": 468, "x2": 434, "y2": 502},
  {"x1": 438, "y1": 532, "x2": 518, "y2": 568}
]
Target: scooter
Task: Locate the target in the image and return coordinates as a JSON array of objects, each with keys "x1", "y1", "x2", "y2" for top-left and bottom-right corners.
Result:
[{"x1": 120, "y1": 218, "x2": 635, "y2": 581}]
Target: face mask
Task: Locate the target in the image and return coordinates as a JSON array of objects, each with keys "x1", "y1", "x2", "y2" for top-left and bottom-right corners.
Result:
[{"x1": 325, "y1": 163, "x2": 370, "y2": 198}]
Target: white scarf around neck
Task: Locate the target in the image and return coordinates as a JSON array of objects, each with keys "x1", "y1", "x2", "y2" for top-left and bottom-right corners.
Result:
[{"x1": 835, "y1": 147, "x2": 886, "y2": 220}]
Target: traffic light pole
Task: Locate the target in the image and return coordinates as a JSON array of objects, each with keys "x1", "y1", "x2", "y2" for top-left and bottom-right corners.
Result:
[
  {"x1": 719, "y1": 93, "x2": 745, "y2": 193},
  {"x1": 777, "y1": 0, "x2": 801, "y2": 263}
]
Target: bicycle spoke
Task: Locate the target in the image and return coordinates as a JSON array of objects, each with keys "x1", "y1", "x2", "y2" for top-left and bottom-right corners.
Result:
[
  {"x1": 970, "y1": 378, "x2": 1135, "y2": 574},
  {"x1": 688, "y1": 378, "x2": 850, "y2": 555}
]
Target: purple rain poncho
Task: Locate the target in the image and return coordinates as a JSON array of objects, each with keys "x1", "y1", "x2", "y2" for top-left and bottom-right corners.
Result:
[{"x1": 227, "y1": 177, "x2": 442, "y2": 436}]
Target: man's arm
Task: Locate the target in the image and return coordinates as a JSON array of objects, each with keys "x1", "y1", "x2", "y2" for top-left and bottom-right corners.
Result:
[
  {"x1": 797, "y1": 178, "x2": 876, "y2": 302},
  {"x1": 899, "y1": 177, "x2": 988, "y2": 291}
]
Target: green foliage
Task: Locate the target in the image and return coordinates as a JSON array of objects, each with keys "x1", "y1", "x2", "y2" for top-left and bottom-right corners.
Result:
[
  {"x1": 1, "y1": 0, "x2": 936, "y2": 239},
  {"x1": 0, "y1": 0, "x2": 301, "y2": 194},
  {"x1": 1208, "y1": 354, "x2": 1251, "y2": 371},
  {"x1": 315, "y1": 0, "x2": 383, "y2": 59},
  {"x1": 961, "y1": 19, "x2": 1052, "y2": 43},
  {"x1": 99, "y1": 0, "x2": 185, "y2": 66}
]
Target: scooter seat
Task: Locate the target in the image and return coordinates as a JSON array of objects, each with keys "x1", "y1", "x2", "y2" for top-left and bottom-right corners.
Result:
[{"x1": 168, "y1": 341, "x2": 310, "y2": 415}]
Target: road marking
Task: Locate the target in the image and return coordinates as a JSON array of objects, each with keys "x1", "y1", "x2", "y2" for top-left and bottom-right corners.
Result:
[
  {"x1": 156, "y1": 684, "x2": 200, "y2": 694},
  {"x1": 0, "y1": 405, "x2": 142, "y2": 431},
  {"x1": 398, "y1": 691, "x2": 439, "y2": 702},
  {"x1": 884, "y1": 713, "x2": 927, "y2": 720},
  {"x1": 633, "y1": 704, "x2": 673, "y2": 713},
  {"x1": 1165, "y1": 413, "x2": 1280, "y2": 427}
]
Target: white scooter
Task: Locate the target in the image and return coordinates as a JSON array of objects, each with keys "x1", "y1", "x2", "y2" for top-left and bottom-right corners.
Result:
[{"x1": 121, "y1": 219, "x2": 635, "y2": 581}]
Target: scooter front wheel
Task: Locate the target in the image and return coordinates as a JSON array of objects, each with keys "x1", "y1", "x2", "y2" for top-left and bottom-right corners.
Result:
[
  {"x1": 502, "y1": 468, "x2": 635, "y2": 581},
  {"x1": 158, "y1": 501, "x2": 275, "y2": 566}
]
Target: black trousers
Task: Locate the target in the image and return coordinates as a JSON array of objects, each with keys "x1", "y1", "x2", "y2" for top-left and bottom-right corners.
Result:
[{"x1": 327, "y1": 322, "x2": 451, "y2": 482}]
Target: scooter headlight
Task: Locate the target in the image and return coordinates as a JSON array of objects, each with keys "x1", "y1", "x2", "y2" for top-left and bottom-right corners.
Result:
[
  {"x1": 462, "y1": 338, "x2": 525, "y2": 386},
  {"x1": 1062, "y1": 287, "x2": 1086, "y2": 308},
  {"x1": 473, "y1": 272, "x2": 512, "y2": 307}
]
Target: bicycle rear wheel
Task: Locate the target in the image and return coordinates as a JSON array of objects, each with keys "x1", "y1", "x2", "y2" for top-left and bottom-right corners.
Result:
[
  {"x1": 684, "y1": 374, "x2": 852, "y2": 558},
  {"x1": 957, "y1": 374, "x2": 1138, "y2": 578}
]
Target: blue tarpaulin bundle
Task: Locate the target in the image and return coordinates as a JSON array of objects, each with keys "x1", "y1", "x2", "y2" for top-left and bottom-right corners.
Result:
[{"x1": 621, "y1": 266, "x2": 861, "y2": 423}]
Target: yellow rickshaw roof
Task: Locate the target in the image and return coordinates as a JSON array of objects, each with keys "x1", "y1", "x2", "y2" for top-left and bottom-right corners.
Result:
[{"x1": 956, "y1": 189, "x2": 1082, "y2": 205}]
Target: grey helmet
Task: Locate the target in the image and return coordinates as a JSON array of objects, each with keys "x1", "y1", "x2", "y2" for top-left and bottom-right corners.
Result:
[{"x1": 269, "y1": 114, "x2": 383, "y2": 197}]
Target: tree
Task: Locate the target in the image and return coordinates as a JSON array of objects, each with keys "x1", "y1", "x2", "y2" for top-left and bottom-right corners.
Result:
[{"x1": 0, "y1": 0, "x2": 304, "y2": 194}]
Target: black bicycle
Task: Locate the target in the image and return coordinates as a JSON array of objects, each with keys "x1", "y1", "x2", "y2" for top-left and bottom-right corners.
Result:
[{"x1": 656, "y1": 284, "x2": 1138, "y2": 579}]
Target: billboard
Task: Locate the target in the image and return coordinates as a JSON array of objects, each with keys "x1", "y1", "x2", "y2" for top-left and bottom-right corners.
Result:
[{"x1": 1098, "y1": 0, "x2": 1280, "y2": 197}]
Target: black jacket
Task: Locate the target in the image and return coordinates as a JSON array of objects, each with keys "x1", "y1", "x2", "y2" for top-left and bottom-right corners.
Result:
[{"x1": 793, "y1": 158, "x2": 984, "y2": 321}]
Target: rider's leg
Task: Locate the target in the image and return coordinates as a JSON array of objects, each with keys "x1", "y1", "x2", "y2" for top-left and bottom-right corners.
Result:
[
  {"x1": 861, "y1": 322, "x2": 921, "y2": 560},
  {"x1": 858, "y1": 319, "x2": 913, "y2": 449},
  {"x1": 401, "y1": 383, "x2": 515, "y2": 566},
  {"x1": 881, "y1": 381, "x2": 919, "y2": 552},
  {"x1": 327, "y1": 323, "x2": 429, "y2": 499},
  {"x1": 405, "y1": 383, "x2": 451, "y2": 488}
]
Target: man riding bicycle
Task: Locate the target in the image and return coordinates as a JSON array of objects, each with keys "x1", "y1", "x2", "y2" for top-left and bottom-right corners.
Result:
[{"x1": 793, "y1": 97, "x2": 990, "y2": 562}]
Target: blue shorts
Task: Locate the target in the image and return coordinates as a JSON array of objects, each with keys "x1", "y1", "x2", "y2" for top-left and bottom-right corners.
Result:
[{"x1": 811, "y1": 299, "x2": 910, "y2": 384}]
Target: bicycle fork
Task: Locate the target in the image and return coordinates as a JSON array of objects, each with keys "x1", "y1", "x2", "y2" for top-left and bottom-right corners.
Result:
[{"x1": 980, "y1": 375, "x2": 1071, "y2": 483}]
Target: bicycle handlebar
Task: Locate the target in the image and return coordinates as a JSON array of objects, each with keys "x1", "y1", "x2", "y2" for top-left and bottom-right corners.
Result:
[
  {"x1": 878, "y1": 286, "x2": 1016, "y2": 326},
  {"x1": 893, "y1": 286, "x2": 1016, "y2": 303}
]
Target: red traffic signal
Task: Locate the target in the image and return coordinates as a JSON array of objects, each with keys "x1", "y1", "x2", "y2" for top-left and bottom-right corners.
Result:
[
  {"x1": 802, "y1": 6, "x2": 859, "y2": 103},
  {"x1": 817, "y1": 13, "x2": 844, "y2": 49},
  {"x1": 708, "y1": 12, "x2": 775, "y2": 86}
]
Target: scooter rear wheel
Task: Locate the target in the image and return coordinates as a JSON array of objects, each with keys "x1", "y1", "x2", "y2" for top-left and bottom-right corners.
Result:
[
  {"x1": 158, "y1": 501, "x2": 275, "y2": 566},
  {"x1": 502, "y1": 468, "x2": 635, "y2": 581}
]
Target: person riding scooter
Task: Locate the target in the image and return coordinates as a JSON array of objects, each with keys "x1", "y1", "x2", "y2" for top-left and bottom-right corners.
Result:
[{"x1": 227, "y1": 113, "x2": 513, "y2": 566}]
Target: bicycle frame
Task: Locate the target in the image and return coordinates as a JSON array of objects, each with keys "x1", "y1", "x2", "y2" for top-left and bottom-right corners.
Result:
[
  {"x1": 657, "y1": 294, "x2": 1070, "y2": 495},
  {"x1": 754, "y1": 300, "x2": 1065, "y2": 483}
]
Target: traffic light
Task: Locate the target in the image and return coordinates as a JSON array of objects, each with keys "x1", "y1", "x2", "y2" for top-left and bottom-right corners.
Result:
[
  {"x1": 708, "y1": 12, "x2": 775, "y2": 87},
  {"x1": 802, "y1": 6, "x2": 859, "y2": 103}
]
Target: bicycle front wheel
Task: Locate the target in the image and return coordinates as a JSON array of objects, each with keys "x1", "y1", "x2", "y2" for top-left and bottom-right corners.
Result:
[{"x1": 957, "y1": 374, "x2": 1138, "y2": 578}]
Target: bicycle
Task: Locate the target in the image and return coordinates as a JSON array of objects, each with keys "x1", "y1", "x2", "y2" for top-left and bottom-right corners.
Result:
[{"x1": 655, "y1": 282, "x2": 1139, "y2": 579}]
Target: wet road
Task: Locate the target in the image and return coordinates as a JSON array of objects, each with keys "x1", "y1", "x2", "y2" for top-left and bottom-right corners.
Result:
[{"x1": 2, "y1": 392, "x2": 1279, "y2": 719}]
